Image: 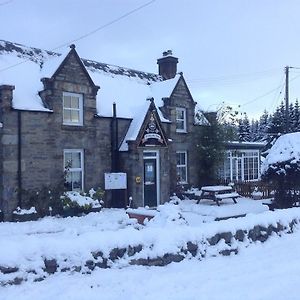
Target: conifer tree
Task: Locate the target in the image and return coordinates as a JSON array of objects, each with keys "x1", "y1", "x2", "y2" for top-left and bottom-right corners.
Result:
[
  {"x1": 250, "y1": 119, "x2": 259, "y2": 141},
  {"x1": 238, "y1": 114, "x2": 251, "y2": 141},
  {"x1": 293, "y1": 99, "x2": 300, "y2": 131},
  {"x1": 269, "y1": 102, "x2": 285, "y2": 135},
  {"x1": 289, "y1": 102, "x2": 294, "y2": 132},
  {"x1": 257, "y1": 110, "x2": 270, "y2": 141}
]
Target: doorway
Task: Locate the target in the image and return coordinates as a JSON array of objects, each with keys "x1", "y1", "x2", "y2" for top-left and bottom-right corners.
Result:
[{"x1": 143, "y1": 151, "x2": 159, "y2": 207}]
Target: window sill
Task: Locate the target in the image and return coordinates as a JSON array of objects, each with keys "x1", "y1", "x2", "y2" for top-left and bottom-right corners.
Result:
[
  {"x1": 61, "y1": 125, "x2": 87, "y2": 131},
  {"x1": 63, "y1": 122, "x2": 83, "y2": 126},
  {"x1": 176, "y1": 130, "x2": 187, "y2": 134}
]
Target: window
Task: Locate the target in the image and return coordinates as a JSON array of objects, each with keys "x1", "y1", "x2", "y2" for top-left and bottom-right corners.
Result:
[
  {"x1": 220, "y1": 150, "x2": 260, "y2": 182},
  {"x1": 176, "y1": 151, "x2": 188, "y2": 183},
  {"x1": 176, "y1": 108, "x2": 187, "y2": 132},
  {"x1": 64, "y1": 149, "x2": 84, "y2": 191},
  {"x1": 63, "y1": 92, "x2": 83, "y2": 126}
]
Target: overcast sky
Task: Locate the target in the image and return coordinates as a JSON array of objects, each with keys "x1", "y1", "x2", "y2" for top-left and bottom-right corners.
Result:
[{"x1": 1, "y1": 0, "x2": 300, "y2": 119}]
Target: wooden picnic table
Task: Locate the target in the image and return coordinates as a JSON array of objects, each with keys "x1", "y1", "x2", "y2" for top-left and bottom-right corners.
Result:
[{"x1": 184, "y1": 185, "x2": 240, "y2": 206}]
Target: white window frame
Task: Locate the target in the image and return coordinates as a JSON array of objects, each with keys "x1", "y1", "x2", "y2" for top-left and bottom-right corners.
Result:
[
  {"x1": 176, "y1": 107, "x2": 187, "y2": 133},
  {"x1": 176, "y1": 151, "x2": 188, "y2": 184},
  {"x1": 222, "y1": 150, "x2": 260, "y2": 182},
  {"x1": 64, "y1": 149, "x2": 84, "y2": 191},
  {"x1": 63, "y1": 92, "x2": 83, "y2": 126}
]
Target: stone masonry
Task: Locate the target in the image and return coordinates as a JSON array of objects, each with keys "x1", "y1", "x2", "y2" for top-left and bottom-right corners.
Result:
[{"x1": 0, "y1": 46, "x2": 201, "y2": 220}]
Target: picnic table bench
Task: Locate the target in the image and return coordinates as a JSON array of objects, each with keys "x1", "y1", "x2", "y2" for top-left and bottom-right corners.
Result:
[{"x1": 184, "y1": 185, "x2": 240, "y2": 206}]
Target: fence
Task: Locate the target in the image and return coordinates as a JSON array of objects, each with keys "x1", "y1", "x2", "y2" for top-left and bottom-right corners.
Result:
[{"x1": 218, "y1": 180, "x2": 275, "y2": 199}]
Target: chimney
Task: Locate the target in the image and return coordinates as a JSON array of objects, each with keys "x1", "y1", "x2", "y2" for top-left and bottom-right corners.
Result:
[
  {"x1": 0, "y1": 85, "x2": 15, "y2": 111},
  {"x1": 157, "y1": 50, "x2": 178, "y2": 80}
]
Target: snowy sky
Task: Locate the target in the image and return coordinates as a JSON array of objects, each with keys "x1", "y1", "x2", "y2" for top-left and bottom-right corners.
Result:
[{"x1": 1, "y1": 0, "x2": 300, "y2": 119}]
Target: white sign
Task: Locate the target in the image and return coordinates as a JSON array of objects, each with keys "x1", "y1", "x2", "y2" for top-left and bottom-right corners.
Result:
[{"x1": 104, "y1": 172, "x2": 127, "y2": 190}]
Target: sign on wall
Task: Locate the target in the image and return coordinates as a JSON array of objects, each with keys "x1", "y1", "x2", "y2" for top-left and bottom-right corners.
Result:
[
  {"x1": 104, "y1": 172, "x2": 127, "y2": 190},
  {"x1": 139, "y1": 112, "x2": 167, "y2": 147}
]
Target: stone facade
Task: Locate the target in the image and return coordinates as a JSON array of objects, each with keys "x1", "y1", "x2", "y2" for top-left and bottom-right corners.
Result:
[{"x1": 0, "y1": 46, "x2": 200, "y2": 220}]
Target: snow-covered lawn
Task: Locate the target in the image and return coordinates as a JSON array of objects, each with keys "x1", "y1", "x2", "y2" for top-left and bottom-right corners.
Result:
[{"x1": 1, "y1": 225, "x2": 300, "y2": 300}]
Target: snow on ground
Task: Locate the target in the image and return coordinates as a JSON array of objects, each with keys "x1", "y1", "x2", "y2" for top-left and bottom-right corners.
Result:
[
  {"x1": 176, "y1": 197, "x2": 269, "y2": 224},
  {"x1": 0, "y1": 198, "x2": 294, "y2": 275},
  {"x1": 2, "y1": 226, "x2": 300, "y2": 300}
]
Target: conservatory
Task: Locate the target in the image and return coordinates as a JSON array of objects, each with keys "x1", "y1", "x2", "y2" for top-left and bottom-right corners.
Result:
[{"x1": 219, "y1": 142, "x2": 265, "y2": 182}]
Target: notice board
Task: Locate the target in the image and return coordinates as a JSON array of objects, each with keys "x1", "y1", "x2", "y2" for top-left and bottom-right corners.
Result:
[{"x1": 104, "y1": 172, "x2": 127, "y2": 190}]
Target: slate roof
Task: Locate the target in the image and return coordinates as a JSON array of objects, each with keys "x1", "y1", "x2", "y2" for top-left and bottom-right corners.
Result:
[{"x1": 0, "y1": 40, "x2": 161, "y2": 84}]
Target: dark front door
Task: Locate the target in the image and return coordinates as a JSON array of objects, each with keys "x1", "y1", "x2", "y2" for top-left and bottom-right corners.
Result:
[{"x1": 144, "y1": 159, "x2": 157, "y2": 207}]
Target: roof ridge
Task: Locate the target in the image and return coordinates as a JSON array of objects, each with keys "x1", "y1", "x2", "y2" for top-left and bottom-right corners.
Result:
[{"x1": 0, "y1": 40, "x2": 162, "y2": 82}]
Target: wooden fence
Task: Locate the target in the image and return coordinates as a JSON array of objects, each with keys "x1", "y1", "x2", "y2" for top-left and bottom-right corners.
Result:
[{"x1": 218, "y1": 180, "x2": 275, "y2": 199}]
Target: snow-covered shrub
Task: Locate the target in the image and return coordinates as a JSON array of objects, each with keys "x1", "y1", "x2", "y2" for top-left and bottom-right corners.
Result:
[
  {"x1": 61, "y1": 191, "x2": 102, "y2": 216},
  {"x1": 13, "y1": 206, "x2": 37, "y2": 215},
  {"x1": 251, "y1": 187, "x2": 263, "y2": 200},
  {"x1": 146, "y1": 203, "x2": 188, "y2": 227},
  {"x1": 22, "y1": 183, "x2": 66, "y2": 217},
  {"x1": 169, "y1": 195, "x2": 182, "y2": 205},
  {"x1": 89, "y1": 187, "x2": 105, "y2": 203},
  {"x1": 12, "y1": 206, "x2": 38, "y2": 222},
  {"x1": 261, "y1": 132, "x2": 300, "y2": 208}
]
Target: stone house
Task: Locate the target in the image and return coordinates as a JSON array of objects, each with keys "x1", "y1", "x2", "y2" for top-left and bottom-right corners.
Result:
[
  {"x1": 0, "y1": 40, "x2": 266, "y2": 221},
  {"x1": 0, "y1": 40, "x2": 210, "y2": 220}
]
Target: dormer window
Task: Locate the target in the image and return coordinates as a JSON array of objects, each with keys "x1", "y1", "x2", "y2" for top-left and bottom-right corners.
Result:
[
  {"x1": 176, "y1": 107, "x2": 187, "y2": 133},
  {"x1": 63, "y1": 92, "x2": 83, "y2": 126}
]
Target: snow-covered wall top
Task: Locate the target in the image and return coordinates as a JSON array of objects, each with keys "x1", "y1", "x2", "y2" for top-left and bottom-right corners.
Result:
[{"x1": 261, "y1": 132, "x2": 300, "y2": 174}]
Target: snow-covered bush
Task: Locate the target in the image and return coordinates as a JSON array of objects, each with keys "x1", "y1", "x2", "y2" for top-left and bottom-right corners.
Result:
[
  {"x1": 251, "y1": 187, "x2": 263, "y2": 200},
  {"x1": 61, "y1": 191, "x2": 102, "y2": 216},
  {"x1": 88, "y1": 187, "x2": 105, "y2": 203},
  {"x1": 146, "y1": 202, "x2": 188, "y2": 227},
  {"x1": 261, "y1": 132, "x2": 300, "y2": 208},
  {"x1": 23, "y1": 183, "x2": 66, "y2": 217}
]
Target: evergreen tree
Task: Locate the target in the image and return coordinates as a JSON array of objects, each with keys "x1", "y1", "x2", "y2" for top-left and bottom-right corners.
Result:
[
  {"x1": 293, "y1": 99, "x2": 300, "y2": 131},
  {"x1": 288, "y1": 102, "x2": 294, "y2": 131},
  {"x1": 195, "y1": 108, "x2": 238, "y2": 186},
  {"x1": 250, "y1": 119, "x2": 259, "y2": 141},
  {"x1": 257, "y1": 110, "x2": 270, "y2": 141},
  {"x1": 238, "y1": 114, "x2": 251, "y2": 142},
  {"x1": 269, "y1": 102, "x2": 285, "y2": 135}
]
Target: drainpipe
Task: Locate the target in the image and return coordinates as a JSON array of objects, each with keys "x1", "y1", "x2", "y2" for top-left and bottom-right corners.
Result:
[
  {"x1": 17, "y1": 110, "x2": 22, "y2": 208},
  {"x1": 111, "y1": 102, "x2": 119, "y2": 172}
]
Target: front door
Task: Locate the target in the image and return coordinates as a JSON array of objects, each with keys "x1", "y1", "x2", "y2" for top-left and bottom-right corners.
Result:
[{"x1": 144, "y1": 159, "x2": 157, "y2": 207}]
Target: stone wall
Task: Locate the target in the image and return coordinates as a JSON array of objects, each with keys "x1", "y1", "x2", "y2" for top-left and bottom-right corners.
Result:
[
  {"x1": 0, "y1": 52, "x2": 130, "y2": 219},
  {"x1": 1, "y1": 217, "x2": 298, "y2": 286},
  {"x1": 162, "y1": 77, "x2": 198, "y2": 188},
  {"x1": 0, "y1": 51, "x2": 202, "y2": 219},
  {"x1": 0, "y1": 86, "x2": 19, "y2": 220}
]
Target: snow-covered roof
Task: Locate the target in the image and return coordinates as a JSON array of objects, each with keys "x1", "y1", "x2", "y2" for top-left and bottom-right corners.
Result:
[
  {"x1": 225, "y1": 141, "x2": 265, "y2": 151},
  {"x1": 0, "y1": 40, "x2": 167, "y2": 117},
  {"x1": 261, "y1": 132, "x2": 300, "y2": 174},
  {"x1": 0, "y1": 40, "x2": 208, "y2": 151}
]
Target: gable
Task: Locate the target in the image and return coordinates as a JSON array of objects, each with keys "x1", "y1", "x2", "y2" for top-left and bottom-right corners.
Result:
[
  {"x1": 170, "y1": 75, "x2": 195, "y2": 105},
  {"x1": 119, "y1": 100, "x2": 168, "y2": 151},
  {"x1": 50, "y1": 47, "x2": 97, "y2": 88},
  {"x1": 138, "y1": 105, "x2": 168, "y2": 148}
]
